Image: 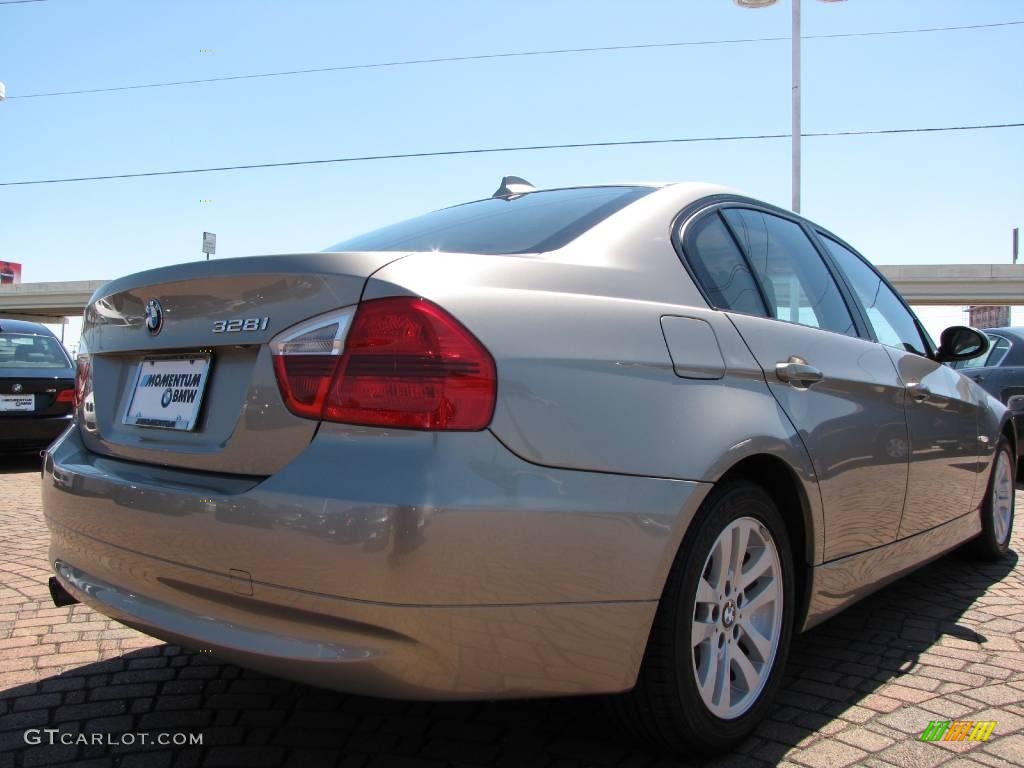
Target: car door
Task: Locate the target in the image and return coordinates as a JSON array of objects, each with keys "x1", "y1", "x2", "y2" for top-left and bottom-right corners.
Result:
[
  {"x1": 680, "y1": 205, "x2": 910, "y2": 561},
  {"x1": 818, "y1": 235, "x2": 982, "y2": 538},
  {"x1": 958, "y1": 334, "x2": 1017, "y2": 404}
]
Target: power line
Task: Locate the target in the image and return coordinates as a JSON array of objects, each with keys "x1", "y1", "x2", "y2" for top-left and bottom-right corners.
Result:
[
  {"x1": 2, "y1": 122, "x2": 1020, "y2": 187},
  {"x1": 7, "y1": 20, "x2": 1023, "y2": 99},
  {"x1": 0, "y1": 0, "x2": 47, "y2": 4}
]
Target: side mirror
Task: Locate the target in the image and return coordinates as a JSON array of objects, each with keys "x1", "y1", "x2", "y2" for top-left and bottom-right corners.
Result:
[{"x1": 936, "y1": 325, "x2": 989, "y2": 363}]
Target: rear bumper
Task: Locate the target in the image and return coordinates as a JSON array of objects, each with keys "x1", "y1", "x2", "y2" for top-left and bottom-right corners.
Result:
[
  {"x1": 43, "y1": 424, "x2": 707, "y2": 698},
  {"x1": 0, "y1": 414, "x2": 70, "y2": 451}
]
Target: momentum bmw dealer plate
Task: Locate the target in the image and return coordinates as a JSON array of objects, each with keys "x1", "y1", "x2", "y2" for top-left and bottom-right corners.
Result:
[
  {"x1": 0, "y1": 395, "x2": 35, "y2": 412},
  {"x1": 123, "y1": 355, "x2": 211, "y2": 430}
]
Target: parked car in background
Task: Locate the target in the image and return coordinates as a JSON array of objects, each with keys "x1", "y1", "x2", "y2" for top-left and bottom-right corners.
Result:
[
  {"x1": 42, "y1": 182, "x2": 1016, "y2": 754},
  {"x1": 953, "y1": 326, "x2": 1024, "y2": 466},
  {"x1": 0, "y1": 318, "x2": 76, "y2": 452}
]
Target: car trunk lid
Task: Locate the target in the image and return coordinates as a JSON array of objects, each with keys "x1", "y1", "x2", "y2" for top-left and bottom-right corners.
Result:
[
  {"x1": 78, "y1": 252, "x2": 404, "y2": 475},
  {"x1": 0, "y1": 370, "x2": 75, "y2": 415}
]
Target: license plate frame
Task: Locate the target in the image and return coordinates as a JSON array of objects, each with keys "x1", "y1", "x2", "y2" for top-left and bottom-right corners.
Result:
[
  {"x1": 0, "y1": 394, "x2": 35, "y2": 412},
  {"x1": 123, "y1": 354, "x2": 212, "y2": 431}
]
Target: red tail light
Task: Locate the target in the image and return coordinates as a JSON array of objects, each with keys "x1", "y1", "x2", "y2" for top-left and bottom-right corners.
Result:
[
  {"x1": 56, "y1": 389, "x2": 75, "y2": 404},
  {"x1": 271, "y1": 298, "x2": 496, "y2": 430},
  {"x1": 73, "y1": 355, "x2": 90, "y2": 408}
]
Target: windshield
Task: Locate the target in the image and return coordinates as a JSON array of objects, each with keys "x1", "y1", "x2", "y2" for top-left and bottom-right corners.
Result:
[
  {"x1": 0, "y1": 333, "x2": 71, "y2": 369},
  {"x1": 325, "y1": 186, "x2": 654, "y2": 255}
]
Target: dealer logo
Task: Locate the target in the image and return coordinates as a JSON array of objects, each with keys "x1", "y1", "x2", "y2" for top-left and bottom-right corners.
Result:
[
  {"x1": 145, "y1": 299, "x2": 164, "y2": 335},
  {"x1": 161, "y1": 388, "x2": 173, "y2": 408}
]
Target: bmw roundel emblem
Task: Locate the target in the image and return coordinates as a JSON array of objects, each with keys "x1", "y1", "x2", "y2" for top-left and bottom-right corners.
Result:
[
  {"x1": 161, "y1": 387, "x2": 173, "y2": 408},
  {"x1": 11, "y1": 383, "x2": 23, "y2": 393},
  {"x1": 145, "y1": 299, "x2": 163, "y2": 335}
]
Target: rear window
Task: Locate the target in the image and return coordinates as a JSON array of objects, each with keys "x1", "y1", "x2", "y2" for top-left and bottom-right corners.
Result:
[
  {"x1": 0, "y1": 333, "x2": 71, "y2": 369},
  {"x1": 325, "y1": 186, "x2": 655, "y2": 255}
]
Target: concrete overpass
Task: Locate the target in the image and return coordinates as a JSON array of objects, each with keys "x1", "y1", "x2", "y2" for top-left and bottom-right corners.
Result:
[
  {"x1": 0, "y1": 265, "x2": 1022, "y2": 322},
  {"x1": 878, "y1": 264, "x2": 1024, "y2": 306},
  {"x1": 0, "y1": 281, "x2": 108, "y2": 324}
]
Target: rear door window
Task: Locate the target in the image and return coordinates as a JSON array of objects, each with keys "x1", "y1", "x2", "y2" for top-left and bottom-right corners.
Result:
[
  {"x1": 954, "y1": 335, "x2": 1010, "y2": 370},
  {"x1": 722, "y1": 208, "x2": 857, "y2": 336},
  {"x1": 986, "y1": 335, "x2": 1011, "y2": 367},
  {"x1": 682, "y1": 212, "x2": 767, "y2": 316}
]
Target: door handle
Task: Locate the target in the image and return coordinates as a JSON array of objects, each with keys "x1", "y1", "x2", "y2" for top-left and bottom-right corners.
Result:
[
  {"x1": 906, "y1": 382, "x2": 931, "y2": 403},
  {"x1": 775, "y1": 357, "x2": 824, "y2": 388}
]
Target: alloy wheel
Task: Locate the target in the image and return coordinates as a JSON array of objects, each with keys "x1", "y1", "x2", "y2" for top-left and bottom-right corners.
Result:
[
  {"x1": 993, "y1": 449, "x2": 1014, "y2": 546},
  {"x1": 691, "y1": 516, "x2": 783, "y2": 719}
]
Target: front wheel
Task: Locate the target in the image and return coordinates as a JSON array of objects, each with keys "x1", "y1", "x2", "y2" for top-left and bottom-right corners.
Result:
[
  {"x1": 968, "y1": 437, "x2": 1016, "y2": 561},
  {"x1": 609, "y1": 480, "x2": 794, "y2": 754}
]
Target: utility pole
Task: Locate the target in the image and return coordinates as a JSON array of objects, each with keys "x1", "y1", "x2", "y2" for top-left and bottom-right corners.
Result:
[
  {"x1": 791, "y1": 0, "x2": 801, "y2": 213},
  {"x1": 733, "y1": 0, "x2": 847, "y2": 213}
]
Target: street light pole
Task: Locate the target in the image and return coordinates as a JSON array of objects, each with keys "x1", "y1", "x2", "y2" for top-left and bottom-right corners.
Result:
[
  {"x1": 734, "y1": 0, "x2": 845, "y2": 214},
  {"x1": 791, "y1": 0, "x2": 801, "y2": 213}
]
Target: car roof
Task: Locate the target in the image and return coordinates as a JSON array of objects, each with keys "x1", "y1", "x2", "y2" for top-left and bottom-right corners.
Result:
[
  {"x1": 985, "y1": 327, "x2": 1024, "y2": 344},
  {"x1": 0, "y1": 318, "x2": 58, "y2": 336}
]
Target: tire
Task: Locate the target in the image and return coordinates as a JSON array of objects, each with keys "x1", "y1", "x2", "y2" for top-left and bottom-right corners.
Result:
[
  {"x1": 608, "y1": 480, "x2": 794, "y2": 754},
  {"x1": 968, "y1": 436, "x2": 1015, "y2": 561}
]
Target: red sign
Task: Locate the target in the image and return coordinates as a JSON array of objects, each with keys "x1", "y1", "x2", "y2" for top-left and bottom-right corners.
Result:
[{"x1": 0, "y1": 261, "x2": 21, "y2": 285}]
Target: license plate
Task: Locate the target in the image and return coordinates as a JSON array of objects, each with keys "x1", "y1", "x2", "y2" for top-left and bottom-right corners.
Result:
[
  {"x1": 123, "y1": 355, "x2": 211, "y2": 431},
  {"x1": 0, "y1": 394, "x2": 35, "y2": 412}
]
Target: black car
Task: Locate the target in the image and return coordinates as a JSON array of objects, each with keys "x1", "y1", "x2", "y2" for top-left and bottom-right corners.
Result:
[
  {"x1": 0, "y1": 318, "x2": 76, "y2": 452},
  {"x1": 952, "y1": 326, "x2": 1024, "y2": 465}
]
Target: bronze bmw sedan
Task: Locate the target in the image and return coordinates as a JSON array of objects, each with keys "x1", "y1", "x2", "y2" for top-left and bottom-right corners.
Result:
[{"x1": 43, "y1": 181, "x2": 1017, "y2": 753}]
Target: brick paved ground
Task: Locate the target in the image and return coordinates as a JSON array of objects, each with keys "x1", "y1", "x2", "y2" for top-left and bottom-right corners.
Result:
[{"x1": 2, "y1": 453, "x2": 1024, "y2": 768}]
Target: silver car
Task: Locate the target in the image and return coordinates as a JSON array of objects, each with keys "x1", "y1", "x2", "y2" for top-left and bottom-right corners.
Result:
[{"x1": 43, "y1": 181, "x2": 1017, "y2": 753}]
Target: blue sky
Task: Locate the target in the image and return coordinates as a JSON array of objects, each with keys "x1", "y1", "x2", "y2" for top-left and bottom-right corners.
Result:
[{"x1": 1, "y1": 0, "x2": 1022, "y2": 340}]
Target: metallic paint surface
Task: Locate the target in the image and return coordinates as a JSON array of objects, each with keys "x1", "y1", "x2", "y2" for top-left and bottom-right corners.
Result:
[
  {"x1": 660, "y1": 316, "x2": 726, "y2": 380},
  {"x1": 803, "y1": 511, "x2": 982, "y2": 631},
  {"x1": 50, "y1": 553, "x2": 655, "y2": 699},
  {"x1": 79, "y1": 254, "x2": 405, "y2": 475},
  {"x1": 45, "y1": 424, "x2": 707, "y2": 607},
  {"x1": 44, "y1": 422, "x2": 692, "y2": 696},
  {"x1": 885, "y1": 349, "x2": 984, "y2": 536},
  {"x1": 725, "y1": 312, "x2": 912, "y2": 562},
  {"x1": 43, "y1": 182, "x2": 1015, "y2": 700}
]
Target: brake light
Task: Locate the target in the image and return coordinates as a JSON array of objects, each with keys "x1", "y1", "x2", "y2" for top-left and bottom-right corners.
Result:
[
  {"x1": 270, "y1": 308, "x2": 354, "y2": 420},
  {"x1": 73, "y1": 355, "x2": 90, "y2": 408},
  {"x1": 271, "y1": 298, "x2": 496, "y2": 430},
  {"x1": 56, "y1": 389, "x2": 75, "y2": 404}
]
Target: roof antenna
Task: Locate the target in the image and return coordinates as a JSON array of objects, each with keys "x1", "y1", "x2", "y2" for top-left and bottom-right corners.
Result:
[{"x1": 492, "y1": 176, "x2": 535, "y2": 199}]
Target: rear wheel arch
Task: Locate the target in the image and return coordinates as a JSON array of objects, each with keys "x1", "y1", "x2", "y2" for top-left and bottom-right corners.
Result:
[
  {"x1": 612, "y1": 472, "x2": 799, "y2": 751},
  {"x1": 713, "y1": 455, "x2": 813, "y2": 632}
]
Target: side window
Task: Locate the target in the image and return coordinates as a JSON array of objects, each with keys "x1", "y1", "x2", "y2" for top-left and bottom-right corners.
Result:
[
  {"x1": 683, "y1": 212, "x2": 767, "y2": 316},
  {"x1": 722, "y1": 208, "x2": 857, "y2": 336},
  {"x1": 953, "y1": 335, "x2": 1002, "y2": 370},
  {"x1": 970, "y1": 335, "x2": 1011, "y2": 370},
  {"x1": 985, "y1": 336, "x2": 1011, "y2": 367},
  {"x1": 953, "y1": 350, "x2": 989, "y2": 370},
  {"x1": 819, "y1": 235, "x2": 928, "y2": 356}
]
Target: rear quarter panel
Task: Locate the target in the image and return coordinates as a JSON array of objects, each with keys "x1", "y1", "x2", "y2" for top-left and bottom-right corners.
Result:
[{"x1": 364, "y1": 248, "x2": 826, "y2": 565}]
